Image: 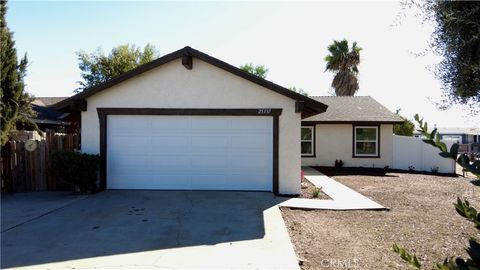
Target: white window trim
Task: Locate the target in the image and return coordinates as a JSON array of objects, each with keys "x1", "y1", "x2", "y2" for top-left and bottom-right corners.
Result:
[
  {"x1": 354, "y1": 126, "x2": 379, "y2": 157},
  {"x1": 301, "y1": 126, "x2": 315, "y2": 157}
]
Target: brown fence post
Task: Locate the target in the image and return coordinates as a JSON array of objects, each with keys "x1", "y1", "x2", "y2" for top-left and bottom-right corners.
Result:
[{"x1": 1, "y1": 142, "x2": 13, "y2": 193}]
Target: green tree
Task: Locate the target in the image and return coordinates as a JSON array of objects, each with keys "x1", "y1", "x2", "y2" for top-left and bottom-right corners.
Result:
[
  {"x1": 393, "y1": 109, "x2": 415, "y2": 136},
  {"x1": 76, "y1": 44, "x2": 160, "y2": 91},
  {"x1": 239, "y1": 63, "x2": 268, "y2": 79},
  {"x1": 289, "y1": 86, "x2": 309, "y2": 96},
  {"x1": 324, "y1": 39, "x2": 362, "y2": 96},
  {"x1": 405, "y1": 1, "x2": 480, "y2": 114},
  {"x1": 0, "y1": 1, "x2": 37, "y2": 146}
]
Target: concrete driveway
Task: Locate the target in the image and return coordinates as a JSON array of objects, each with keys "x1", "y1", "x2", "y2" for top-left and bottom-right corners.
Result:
[
  {"x1": 1, "y1": 192, "x2": 87, "y2": 232},
  {"x1": 1, "y1": 191, "x2": 298, "y2": 270}
]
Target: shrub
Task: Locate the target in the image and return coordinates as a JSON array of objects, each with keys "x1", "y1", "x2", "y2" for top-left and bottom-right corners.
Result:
[
  {"x1": 312, "y1": 187, "x2": 321, "y2": 198},
  {"x1": 335, "y1": 159, "x2": 344, "y2": 168},
  {"x1": 50, "y1": 150, "x2": 100, "y2": 192}
]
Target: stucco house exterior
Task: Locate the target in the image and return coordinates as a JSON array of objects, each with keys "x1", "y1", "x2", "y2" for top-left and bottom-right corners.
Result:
[
  {"x1": 55, "y1": 46, "x2": 327, "y2": 195},
  {"x1": 301, "y1": 96, "x2": 403, "y2": 168},
  {"x1": 54, "y1": 46, "x2": 402, "y2": 195}
]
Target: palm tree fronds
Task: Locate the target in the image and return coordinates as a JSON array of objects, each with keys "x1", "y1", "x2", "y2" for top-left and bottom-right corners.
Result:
[{"x1": 325, "y1": 39, "x2": 361, "y2": 96}]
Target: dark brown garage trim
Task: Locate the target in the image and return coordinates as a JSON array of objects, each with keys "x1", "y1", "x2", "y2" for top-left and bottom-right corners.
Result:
[{"x1": 97, "y1": 108, "x2": 283, "y2": 195}]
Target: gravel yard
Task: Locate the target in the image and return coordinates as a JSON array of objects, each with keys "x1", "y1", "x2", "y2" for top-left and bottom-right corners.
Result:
[{"x1": 281, "y1": 167, "x2": 479, "y2": 270}]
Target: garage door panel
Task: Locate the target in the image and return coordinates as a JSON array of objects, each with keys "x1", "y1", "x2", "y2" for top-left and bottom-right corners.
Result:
[
  {"x1": 190, "y1": 175, "x2": 229, "y2": 190},
  {"x1": 231, "y1": 135, "x2": 272, "y2": 152},
  {"x1": 229, "y1": 174, "x2": 271, "y2": 190},
  {"x1": 190, "y1": 157, "x2": 229, "y2": 175},
  {"x1": 190, "y1": 118, "x2": 230, "y2": 131},
  {"x1": 150, "y1": 136, "x2": 190, "y2": 153},
  {"x1": 108, "y1": 174, "x2": 191, "y2": 190},
  {"x1": 190, "y1": 136, "x2": 229, "y2": 153},
  {"x1": 231, "y1": 117, "x2": 272, "y2": 130},
  {"x1": 149, "y1": 116, "x2": 190, "y2": 133},
  {"x1": 108, "y1": 115, "x2": 150, "y2": 132},
  {"x1": 229, "y1": 165, "x2": 270, "y2": 176},
  {"x1": 107, "y1": 115, "x2": 273, "y2": 191},
  {"x1": 149, "y1": 155, "x2": 191, "y2": 173}
]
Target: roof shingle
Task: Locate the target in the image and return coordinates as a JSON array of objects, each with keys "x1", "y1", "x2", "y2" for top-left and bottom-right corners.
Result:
[{"x1": 303, "y1": 96, "x2": 403, "y2": 123}]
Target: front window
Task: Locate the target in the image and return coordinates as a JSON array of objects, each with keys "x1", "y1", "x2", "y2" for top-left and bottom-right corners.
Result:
[
  {"x1": 301, "y1": 127, "x2": 314, "y2": 156},
  {"x1": 354, "y1": 126, "x2": 379, "y2": 157}
]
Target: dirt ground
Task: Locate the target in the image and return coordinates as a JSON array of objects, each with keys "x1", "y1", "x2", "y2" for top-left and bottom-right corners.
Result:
[
  {"x1": 299, "y1": 177, "x2": 331, "y2": 200},
  {"x1": 281, "y1": 168, "x2": 480, "y2": 270}
]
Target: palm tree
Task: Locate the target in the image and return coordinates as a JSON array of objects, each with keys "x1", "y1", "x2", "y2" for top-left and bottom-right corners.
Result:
[{"x1": 324, "y1": 39, "x2": 362, "y2": 96}]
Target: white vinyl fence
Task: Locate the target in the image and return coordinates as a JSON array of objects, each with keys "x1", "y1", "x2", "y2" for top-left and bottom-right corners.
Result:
[{"x1": 393, "y1": 135, "x2": 456, "y2": 174}]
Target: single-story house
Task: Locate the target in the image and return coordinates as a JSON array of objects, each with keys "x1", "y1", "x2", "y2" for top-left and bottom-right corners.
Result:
[
  {"x1": 301, "y1": 96, "x2": 403, "y2": 168},
  {"x1": 414, "y1": 127, "x2": 480, "y2": 144},
  {"x1": 54, "y1": 46, "x2": 402, "y2": 195},
  {"x1": 55, "y1": 46, "x2": 328, "y2": 195},
  {"x1": 414, "y1": 127, "x2": 480, "y2": 153},
  {"x1": 14, "y1": 97, "x2": 79, "y2": 141},
  {"x1": 30, "y1": 97, "x2": 78, "y2": 132}
]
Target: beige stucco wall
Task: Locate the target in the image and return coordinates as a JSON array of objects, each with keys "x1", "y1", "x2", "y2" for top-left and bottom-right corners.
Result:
[
  {"x1": 301, "y1": 124, "x2": 394, "y2": 168},
  {"x1": 81, "y1": 58, "x2": 301, "y2": 194}
]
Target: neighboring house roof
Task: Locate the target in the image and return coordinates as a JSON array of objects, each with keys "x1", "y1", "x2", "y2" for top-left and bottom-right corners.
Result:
[
  {"x1": 302, "y1": 96, "x2": 404, "y2": 124},
  {"x1": 54, "y1": 46, "x2": 328, "y2": 119},
  {"x1": 32, "y1": 97, "x2": 68, "y2": 107},
  {"x1": 32, "y1": 97, "x2": 70, "y2": 125}
]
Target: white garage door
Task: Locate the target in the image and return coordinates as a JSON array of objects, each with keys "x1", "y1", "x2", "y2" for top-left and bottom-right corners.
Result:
[{"x1": 107, "y1": 115, "x2": 273, "y2": 191}]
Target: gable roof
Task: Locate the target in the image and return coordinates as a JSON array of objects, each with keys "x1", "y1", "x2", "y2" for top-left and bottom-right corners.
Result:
[
  {"x1": 33, "y1": 97, "x2": 68, "y2": 107},
  {"x1": 32, "y1": 97, "x2": 70, "y2": 125},
  {"x1": 55, "y1": 46, "x2": 327, "y2": 119},
  {"x1": 302, "y1": 96, "x2": 404, "y2": 124}
]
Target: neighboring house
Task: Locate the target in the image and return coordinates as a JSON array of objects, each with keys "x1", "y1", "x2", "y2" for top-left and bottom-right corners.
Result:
[
  {"x1": 55, "y1": 46, "x2": 328, "y2": 195},
  {"x1": 414, "y1": 127, "x2": 480, "y2": 144},
  {"x1": 414, "y1": 127, "x2": 480, "y2": 153},
  {"x1": 14, "y1": 97, "x2": 76, "y2": 141},
  {"x1": 31, "y1": 97, "x2": 71, "y2": 131},
  {"x1": 301, "y1": 96, "x2": 404, "y2": 168}
]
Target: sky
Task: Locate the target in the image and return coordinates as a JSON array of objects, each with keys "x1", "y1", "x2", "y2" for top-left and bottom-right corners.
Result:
[{"x1": 7, "y1": 1, "x2": 480, "y2": 128}]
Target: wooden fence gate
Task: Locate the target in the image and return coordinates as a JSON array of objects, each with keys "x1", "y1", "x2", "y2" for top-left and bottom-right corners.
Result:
[{"x1": 1, "y1": 131, "x2": 80, "y2": 193}]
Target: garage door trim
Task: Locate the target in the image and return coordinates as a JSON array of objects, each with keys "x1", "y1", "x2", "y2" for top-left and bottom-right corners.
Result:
[{"x1": 97, "y1": 108, "x2": 282, "y2": 194}]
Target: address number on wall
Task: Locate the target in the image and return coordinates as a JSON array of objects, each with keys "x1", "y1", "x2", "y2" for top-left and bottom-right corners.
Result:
[{"x1": 257, "y1": 109, "x2": 272, "y2": 114}]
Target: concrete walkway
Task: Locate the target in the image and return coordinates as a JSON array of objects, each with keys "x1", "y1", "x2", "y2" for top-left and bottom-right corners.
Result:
[{"x1": 278, "y1": 167, "x2": 386, "y2": 210}]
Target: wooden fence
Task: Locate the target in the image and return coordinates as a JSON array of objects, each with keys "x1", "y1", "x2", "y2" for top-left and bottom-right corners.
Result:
[{"x1": 1, "y1": 131, "x2": 80, "y2": 193}]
